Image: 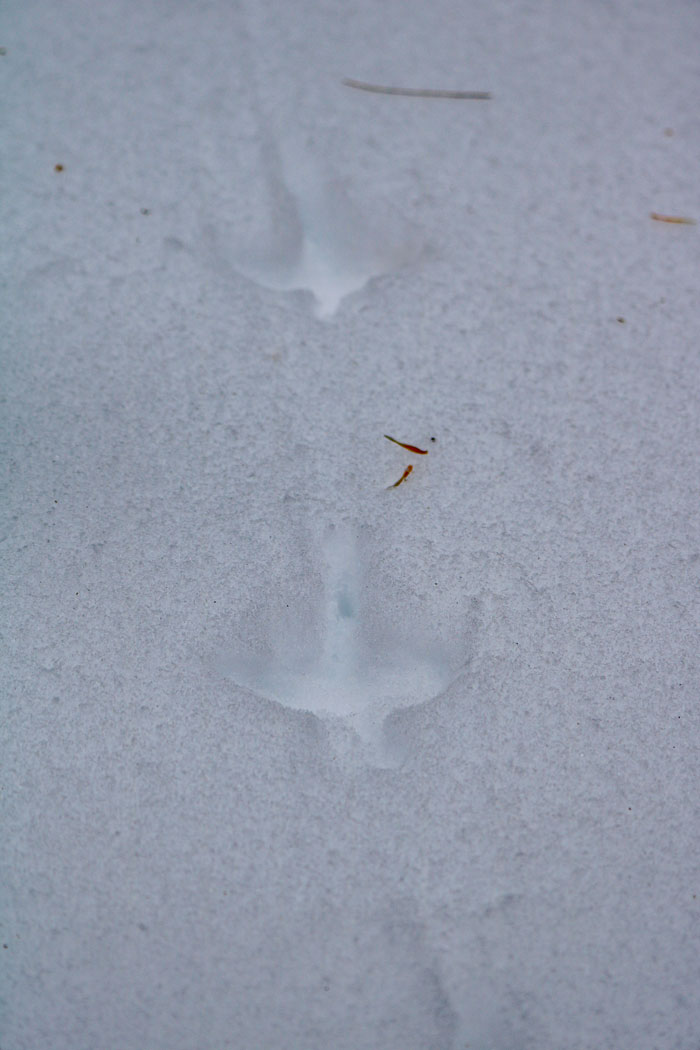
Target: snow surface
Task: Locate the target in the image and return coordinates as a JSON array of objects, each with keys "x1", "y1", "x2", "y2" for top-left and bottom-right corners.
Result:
[{"x1": 2, "y1": 0, "x2": 700, "y2": 1047}]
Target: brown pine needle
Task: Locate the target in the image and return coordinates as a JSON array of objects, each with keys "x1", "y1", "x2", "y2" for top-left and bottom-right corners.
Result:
[
  {"x1": 650, "y1": 212, "x2": 696, "y2": 225},
  {"x1": 388, "y1": 464, "x2": 413, "y2": 489},
  {"x1": 343, "y1": 78, "x2": 491, "y2": 100},
  {"x1": 384, "y1": 434, "x2": 428, "y2": 455}
]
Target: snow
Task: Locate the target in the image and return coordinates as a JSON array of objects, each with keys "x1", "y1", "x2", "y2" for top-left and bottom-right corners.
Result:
[{"x1": 2, "y1": 0, "x2": 700, "y2": 1047}]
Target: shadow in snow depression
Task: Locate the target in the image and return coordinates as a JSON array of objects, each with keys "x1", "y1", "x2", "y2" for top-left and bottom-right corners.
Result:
[
  {"x1": 210, "y1": 147, "x2": 419, "y2": 319},
  {"x1": 220, "y1": 524, "x2": 464, "y2": 765}
]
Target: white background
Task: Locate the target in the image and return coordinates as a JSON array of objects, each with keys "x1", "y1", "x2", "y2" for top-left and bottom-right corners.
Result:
[{"x1": 3, "y1": 0, "x2": 700, "y2": 1046}]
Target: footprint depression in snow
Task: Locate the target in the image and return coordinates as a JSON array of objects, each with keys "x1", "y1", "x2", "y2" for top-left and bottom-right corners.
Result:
[{"x1": 221, "y1": 525, "x2": 460, "y2": 760}]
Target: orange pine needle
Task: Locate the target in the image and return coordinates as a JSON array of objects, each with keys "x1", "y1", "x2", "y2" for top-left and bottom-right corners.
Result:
[
  {"x1": 384, "y1": 434, "x2": 428, "y2": 455},
  {"x1": 388, "y1": 464, "x2": 413, "y2": 489},
  {"x1": 650, "y1": 212, "x2": 696, "y2": 225}
]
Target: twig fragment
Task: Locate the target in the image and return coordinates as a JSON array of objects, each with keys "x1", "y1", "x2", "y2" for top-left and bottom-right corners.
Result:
[
  {"x1": 650, "y1": 212, "x2": 696, "y2": 225},
  {"x1": 388, "y1": 464, "x2": 413, "y2": 489},
  {"x1": 384, "y1": 434, "x2": 428, "y2": 455},
  {"x1": 343, "y1": 78, "x2": 491, "y2": 100}
]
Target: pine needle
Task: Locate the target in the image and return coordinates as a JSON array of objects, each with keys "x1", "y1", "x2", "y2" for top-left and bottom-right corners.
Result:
[
  {"x1": 343, "y1": 78, "x2": 491, "y2": 100},
  {"x1": 650, "y1": 212, "x2": 696, "y2": 225}
]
